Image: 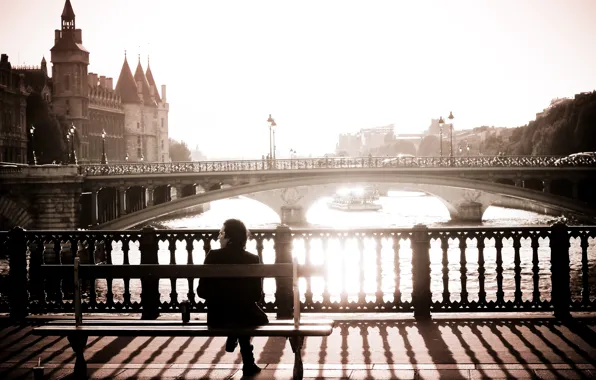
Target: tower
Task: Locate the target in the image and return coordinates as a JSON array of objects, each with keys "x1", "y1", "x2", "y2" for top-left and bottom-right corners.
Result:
[{"x1": 50, "y1": 0, "x2": 90, "y2": 161}]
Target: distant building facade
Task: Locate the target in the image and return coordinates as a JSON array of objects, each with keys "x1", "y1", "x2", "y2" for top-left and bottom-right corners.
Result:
[
  {"x1": 0, "y1": 54, "x2": 29, "y2": 163},
  {"x1": 335, "y1": 124, "x2": 395, "y2": 156}
]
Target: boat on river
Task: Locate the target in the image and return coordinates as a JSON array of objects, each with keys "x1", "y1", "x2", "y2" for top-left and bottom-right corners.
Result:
[{"x1": 327, "y1": 186, "x2": 382, "y2": 211}]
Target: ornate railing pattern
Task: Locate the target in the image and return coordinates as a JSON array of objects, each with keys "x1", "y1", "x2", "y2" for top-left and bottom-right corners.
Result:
[
  {"x1": 77, "y1": 155, "x2": 594, "y2": 176},
  {"x1": 0, "y1": 224, "x2": 594, "y2": 319}
]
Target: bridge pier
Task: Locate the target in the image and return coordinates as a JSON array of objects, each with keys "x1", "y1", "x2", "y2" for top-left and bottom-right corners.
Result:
[
  {"x1": 280, "y1": 206, "x2": 307, "y2": 226},
  {"x1": 453, "y1": 201, "x2": 484, "y2": 222}
]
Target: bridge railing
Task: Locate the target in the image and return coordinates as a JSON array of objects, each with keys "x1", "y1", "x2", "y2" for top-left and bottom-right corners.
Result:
[
  {"x1": 78, "y1": 155, "x2": 589, "y2": 176},
  {"x1": 0, "y1": 223, "x2": 594, "y2": 320}
]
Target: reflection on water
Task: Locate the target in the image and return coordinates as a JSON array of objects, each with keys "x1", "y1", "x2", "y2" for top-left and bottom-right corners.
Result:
[{"x1": 86, "y1": 192, "x2": 595, "y2": 307}]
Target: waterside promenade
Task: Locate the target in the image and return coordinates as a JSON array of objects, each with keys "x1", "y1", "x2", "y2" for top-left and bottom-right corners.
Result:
[{"x1": 0, "y1": 312, "x2": 595, "y2": 379}]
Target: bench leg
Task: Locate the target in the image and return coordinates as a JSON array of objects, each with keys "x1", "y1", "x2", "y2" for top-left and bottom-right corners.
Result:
[
  {"x1": 67, "y1": 335, "x2": 88, "y2": 379},
  {"x1": 288, "y1": 336, "x2": 304, "y2": 380}
]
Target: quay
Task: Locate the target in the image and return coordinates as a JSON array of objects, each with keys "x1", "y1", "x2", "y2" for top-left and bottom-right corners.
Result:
[{"x1": 0, "y1": 312, "x2": 595, "y2": 379}]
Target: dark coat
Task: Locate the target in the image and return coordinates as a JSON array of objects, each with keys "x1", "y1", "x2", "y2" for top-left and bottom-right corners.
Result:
[{"x1": 197, "y1": 246, "x2": 269, "y2": 327}]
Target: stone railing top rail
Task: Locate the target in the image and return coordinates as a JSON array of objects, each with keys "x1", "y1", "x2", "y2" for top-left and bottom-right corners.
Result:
[{"x1": 78, "y1": 155, "x2": 596, "y2": 176}]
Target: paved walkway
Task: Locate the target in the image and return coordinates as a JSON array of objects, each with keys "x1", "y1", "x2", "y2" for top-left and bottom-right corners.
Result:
[{"x1": 0, "y1": 312, "x2": 595, "y2": 379}]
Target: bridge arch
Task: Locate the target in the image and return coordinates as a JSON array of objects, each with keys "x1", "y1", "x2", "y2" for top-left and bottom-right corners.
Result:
[
  {"x1": 95, "y1": 174, "x2": 592, "y2": 230},
  {"x1": 0, "y1": 196, "x2": 33, "y2": 229}
]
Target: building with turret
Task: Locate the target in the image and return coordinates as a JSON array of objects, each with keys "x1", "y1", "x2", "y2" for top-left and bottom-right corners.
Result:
[
  {"x1": 0, "y1": 0, "x2": 169, "y2": 164},
  {"x1": 115, "y1": 55, "x2": 169, "y2": 162}
]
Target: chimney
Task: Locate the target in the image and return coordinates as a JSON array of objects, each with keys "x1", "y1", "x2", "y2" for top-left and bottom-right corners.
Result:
[
  {"x1": 161, "y1": 84, "x2": 166, "y2": 102},
  {"x1": 74, "y1": 30, "x2": 82, "y2": 44},
  {"x1": 106, "y1": 77, "x2": 113, "y2": 90},
  {"x1": 87, "y1": 73, "x2": 94, "y2": 87},
  {"x1": 54, "y1": 30, "x2": 61, "y2": 45},
  {"x1": 99, "y1": 75, "x2": 106, "y2": 88}
]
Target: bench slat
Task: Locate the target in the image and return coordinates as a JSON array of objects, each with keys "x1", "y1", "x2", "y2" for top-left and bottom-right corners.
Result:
[
  {"x1": 40, "y1": 264, "x2": 325, "y2": 279},
  {"x1": 33, "y1": 324, "x2": 334, "y2": 337},
  {"x1": 46, "y1": 319, "x2": 335, "y2": 326}
]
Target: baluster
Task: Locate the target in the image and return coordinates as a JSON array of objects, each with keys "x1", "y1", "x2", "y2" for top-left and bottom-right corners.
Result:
[
  {"x1": 357, "y1": 237, "x2": 366, "y2": 304},
  {"x1": 322, "y1": 235, "x2": 331, "y2": 307},
  {"x1": 477, "y1": 236, "x2": 486, "y2": 306},
  {"x1": 580, "y1": 234, "x2": 590, "y2": 307},
  {"x1": 495, "y1": 236, "x2": 504, "y2": 306},
  {"x1": 304, "y1": 236, "x2": 314, "y2": 308},
  {"x1": 105, "y1": 237, "x2": 114, "y2": 308},
  {"x1": 169, "y1": 237, "x2": 178, "y2": 310},
  {"x1": 393, "y1": 235, "x2": 401, "y2": 307},
  {"x1": 441, "y1": 236, "x2": 450, "y2": 305},
  {"x1": 513, "y1": 235, "x2": 522, "y2": 306},
  {"x1": 255, "y1": 236, "x2": 264, "y2": 263},
  {"x1": 531, "y1": 235, "x2": 540, "y2": 306},
  {"x1": 122, "y1": 237, "x2": 131, "y2": 307},
  {"x1": 86, "y1": 240, "x2": 97, "y2": 310},
  {"x1": 339, "y1": 236, "x2": 348, "y2": 307},
  {"x1": 459, "y1": 235, "x2": 468, "y2": 305},
  {"x1": 186, "y1": 236, "x2": 195, "y2": 306},
  {"x1": 375, "y1": 235, "x2": 383, "y2": 306}
]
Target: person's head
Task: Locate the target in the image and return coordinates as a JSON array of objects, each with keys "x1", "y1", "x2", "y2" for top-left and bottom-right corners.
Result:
[{"x1": 219, "y1": 218, "x2": 249, "y2": 249}]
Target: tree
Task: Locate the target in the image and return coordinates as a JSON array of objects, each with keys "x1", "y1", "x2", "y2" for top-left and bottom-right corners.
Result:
[
  {"x1": 26, "y1": 92, "x2": 69, "y2": 164},
  {"x1": 169, "y1": 138, "x2": 192, "y2": 162}
]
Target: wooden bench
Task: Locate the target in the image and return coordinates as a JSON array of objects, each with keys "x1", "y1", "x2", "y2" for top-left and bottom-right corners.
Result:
[{"x1": 33, "y1": 259, "x2": 334, "y2": 380}]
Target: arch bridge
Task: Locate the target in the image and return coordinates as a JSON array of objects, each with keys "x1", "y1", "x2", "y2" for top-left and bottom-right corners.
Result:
[{"x1": 0, "y1": 156, "x2": 595, "y2": 230}]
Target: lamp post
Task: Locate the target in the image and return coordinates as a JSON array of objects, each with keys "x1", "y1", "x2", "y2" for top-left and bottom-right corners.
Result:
[
  {"x1": 267, "y1": 114, "x2": 277, "y2": 160},
  {"x1": 448, "y1": 111, "x2": 454, "y2": 158},
  {"x1": 101, "y1": 129, "x2": 108, "y2": 164},
  {"x1": 125, "y1": 152, "x2": 129, "y2": 162},
  {"x1": 69, "y1": 124, "x2": 77, "y2": 164},
  {"x1": 140, "y1": 153, "x2": 144, "y2": 162},
  {"x1": 438, "y1": 116, "x2": 445, "y2": 157},
  {"x1": 29, "y1": 125, "x2": 37, "y2": 165}
]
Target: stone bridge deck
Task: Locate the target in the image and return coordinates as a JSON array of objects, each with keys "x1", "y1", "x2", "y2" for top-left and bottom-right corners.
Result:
[{"x1": 1, "y1": 313, "x2": 595, "y2": 379}]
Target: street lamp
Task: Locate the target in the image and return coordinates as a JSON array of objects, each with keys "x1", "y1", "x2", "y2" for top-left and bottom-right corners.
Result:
[
  {"x1": 29, "y1": 125, "x2": 37, "y2": 165},
  {"x1": 69, "y1": 124, "x2": 77, "y2": 164},
  {"x1": 140, "y1": 153, "x2": 144, "y2": 162},
  {"x1": 438, "y1": 116, "x2": 445, "y2": 157},
  {"x1": 448, "y1": 111, "x2": 454, "y2": 158},
  {"x1": 125, "y1": 152, "x2": 129, "y2": 162},
  {"x1": 101, "y1": 129, "x2": 108, "y2": 164},
  {"x1": 267, "y1": 114, "x2": 277, "y2": 160}
]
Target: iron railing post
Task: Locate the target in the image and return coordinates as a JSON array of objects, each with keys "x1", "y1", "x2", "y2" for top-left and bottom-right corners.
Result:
[
  {"x1": 550, "y1": 222, "x2": 571, "y2": 319},
  {"x1": 140, "y1": 226, "x2": 160, "y2": 319},
  {"x1": 8, "y1": 226, "x2": 29, "y2": 320},
  {"x1": 411, "y1": 224, "x2": 432, "y2": 320},
  {"x1": 274, "y1": 225, "x2": 293, "y2": 319}
]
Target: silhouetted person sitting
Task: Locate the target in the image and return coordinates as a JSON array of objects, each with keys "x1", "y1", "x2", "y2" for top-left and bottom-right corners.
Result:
[{"x1": 197, "y1": 218, "x2": 269, "y2": 377}]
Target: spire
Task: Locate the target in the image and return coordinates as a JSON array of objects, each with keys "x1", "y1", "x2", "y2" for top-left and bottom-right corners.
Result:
[
  {"x1": 61, "y1": 0, "x2": 75, "y2": 29},
  {"x1": 115, "y1": 54, "x2": 140, "y2": 103},
  {"x1": 145, "y1": 56, "x2": 161, "y2": 102},
  {"x1": 134, "y1": 60, "x2": 156, "y2": 106}
]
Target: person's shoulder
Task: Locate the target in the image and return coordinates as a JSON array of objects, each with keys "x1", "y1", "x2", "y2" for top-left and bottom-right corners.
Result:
[
  {"x1": 205, "y1": 248, "x2": 223, "y2": 263},
  {"x1": 243, "y1": 250, "x2": 261, "y2": 263}
]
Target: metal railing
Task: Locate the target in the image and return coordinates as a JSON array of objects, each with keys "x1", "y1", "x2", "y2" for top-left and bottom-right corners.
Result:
[
  {"x1": 0, "y1": 223, "x2": 594, "y2": 320},
  {"x1": 77, "y1": 155, "x2": 595, "y2": 176}
]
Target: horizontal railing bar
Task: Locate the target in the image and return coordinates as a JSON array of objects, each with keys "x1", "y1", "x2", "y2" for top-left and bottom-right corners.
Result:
[{"x1": 40, "y1": 263, "x2": 326, "y2": 279}]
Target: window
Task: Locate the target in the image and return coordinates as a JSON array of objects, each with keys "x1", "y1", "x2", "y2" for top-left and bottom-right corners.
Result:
[
  {"x1": 162, "y1": 154, "x2": 165, "y2": 162},
  {"x1": 137, "y1": 148, "x2": 142, "y2": 158},
  {"x1": 137, "y1": 122, "x2": 140, "y2": 129},
  {"x1": 161, "y1": 140, "x2": 164, "y2": 149},
  {"x1": 137, "y1": 136, "x2": 141, "y2": 145},
  {"x1": 161, "y1": 118, "x2": 164, "y2": 128},
  {"x1": 64, "y1": 75, "x2": 70, "y2": 91}
]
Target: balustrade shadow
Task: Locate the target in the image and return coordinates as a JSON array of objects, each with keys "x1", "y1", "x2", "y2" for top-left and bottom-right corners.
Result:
[{"x1": 176, "y1": 336, "x2": 214, "y2": 378}]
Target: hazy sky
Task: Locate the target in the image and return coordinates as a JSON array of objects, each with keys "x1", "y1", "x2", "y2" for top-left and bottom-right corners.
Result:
[{"x1": 2, "y1": 0, "x2": 596, "y2": 158}]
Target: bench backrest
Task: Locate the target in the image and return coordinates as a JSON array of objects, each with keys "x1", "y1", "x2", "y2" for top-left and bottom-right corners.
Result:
[{"x1": 67, "y1": 258, "x2": 305, "y2": 328}]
